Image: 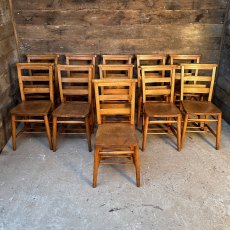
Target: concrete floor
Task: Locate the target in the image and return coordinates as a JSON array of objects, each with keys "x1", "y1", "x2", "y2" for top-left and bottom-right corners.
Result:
[{"x1": 0, "y1": 121, "x2": 230, "y2": 230}]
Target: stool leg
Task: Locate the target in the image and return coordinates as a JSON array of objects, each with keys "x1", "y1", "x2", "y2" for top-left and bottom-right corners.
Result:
[
  {"x1": 52, "y1": 116, "x2": 57, "y2": 152},
  {"x1": 44, "y1": 115, "x2": 52, "y2": 150},
  {"x1": 93, "y1": 146, "x2": 100, "y2": 188},
  {"x1": 85, "y1": 116, "x2": 92, "y2": 152},
  {"x1": 11, "y1": 114, "x2": 17, "y2": 151}
]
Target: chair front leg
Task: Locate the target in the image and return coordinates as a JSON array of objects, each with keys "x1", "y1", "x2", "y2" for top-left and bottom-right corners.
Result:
[
  {"x1": 85, "y1": 116, "x2": 92, "y2": 152},
  {"x1": 11, "y1": 114, "x2": 17, "y2": 151},
  {"x1": 134, "y1": 145, "x2": 140, "y2": 187},
  {"x1": 93, "y1": 146, "x2": 100, "y2": 188},
  {"x1": 137, "y1": 94, "x2": 142, "y2": 127},
  {"x1": 181, "y1": 113, "x2": 189, "y2": 148},
  {"x1": 142, "y1": 115, "x2": 149, "y2": 151},
  {"x1": 177, "y1": 114, "x2": 182, "y2": 151},
  {"x1": 52, "y1": 116, "x2": 57, "y2": 152},
  {"x1": 44, "y1": 115, "x2": 52, "y2": 150},
  {"x1": 216, "y1": 113, "x2": 222, "y2": 150}
]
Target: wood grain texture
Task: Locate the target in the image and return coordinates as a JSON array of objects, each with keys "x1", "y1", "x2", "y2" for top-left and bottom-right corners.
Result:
[
  {"x1": 13, "y1": 0, "x2": 228, "y2": 10},
  {"x1": 12, "y1": 0, "x2": 227, "y2": 66},
  {"x1": 0, "y1": 0, "x2": 19, "y2": 152}
]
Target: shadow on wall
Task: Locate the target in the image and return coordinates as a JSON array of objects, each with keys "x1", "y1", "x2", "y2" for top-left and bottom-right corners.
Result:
[{"x1": 0, "y1": 63, "x2": 20, "y2": 152}]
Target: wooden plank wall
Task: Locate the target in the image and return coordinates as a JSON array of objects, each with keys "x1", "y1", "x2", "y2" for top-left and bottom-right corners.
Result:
[
  {"x1": 12, "y1": 0, "x2": 228, "y2": 64},
  {"x1": 0, "y1": 0, "x2": 19, "y2": 152},
  {"x1": 214, "y1": 2, "x2": 230, "y2": 124}
]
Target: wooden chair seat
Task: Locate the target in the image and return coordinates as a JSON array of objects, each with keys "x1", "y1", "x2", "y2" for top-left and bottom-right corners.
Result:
[
  {"x1": 182, "y1": 100, "x2": 221, "y2": 114},
  {"x1": 52, "y1": 102, "x2": 90, "y2": 118},
  {"x1": 11, "y1": 101, "x2": 51, "y2": 116},
  {"x1": 95, "y1": 123, "x2": 138, "y2": 148},
  {"x1": 145, "y1": 102, "x2": 181, "y2": 117}
]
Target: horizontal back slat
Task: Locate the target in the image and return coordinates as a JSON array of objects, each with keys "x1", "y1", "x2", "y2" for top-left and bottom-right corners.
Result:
[
  {"x1": 183, "y1": 76, "x2": 212, "y2": 81},
  {"x1": 146, "y1": 89, "x2": 171, "y2": 96},
  {"x1": 183, "y1": 88, "x2": 210, "y2": 94},
  {"x1": 21, "y1": 75, "x2": 49, "y2": 81},
  {"x1": 61, "y1": 77, "x2": 88, "y2": 83},
  {"x1": 62, "y1": 89, "x2": 89, "y2": 95},
  {"x1": 99, "y1": 95, "x2": 130, "y2": 101},
  {"x1": 24, "y1": 88, "x2": 50, "y2": 94}
]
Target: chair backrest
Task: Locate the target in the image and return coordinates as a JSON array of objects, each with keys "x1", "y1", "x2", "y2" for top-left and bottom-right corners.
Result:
[
  {"x1": 99, "y1": 64, "x2": 133, "y2": 79},
  {"x1": 93, "y1": 79, "x2": 136, "y2": 125},
  {"x1": 141, "y1": 65, "x2": 176, "y2": 103},
  {"x1": 102, "y1": 55, "x2": 132, "y2": 64},
  {"x1": 27, "y1": 54, "x2": 59, "y2": 64},
  {"x1": 65, "y1": 54, "x2": 96, "y2": 79},
  {"x1": 26, "y1": 54, "x2": 59, "y2": 84},
  {"x1": 169, "y1": 54, "x2": 201, "y2": 65},
  {"x1": 56, "y1": 65, "x2": 93, "y2": 103},
  {"x1": 136, "y1": 54, "x2": 167, "y2": 87},
  {"x1": 180, "y1": 64, "x2": 218, "y2": 102},
  {"x1": 17, "y1": 63, "x2": 54, "y2": 105}
]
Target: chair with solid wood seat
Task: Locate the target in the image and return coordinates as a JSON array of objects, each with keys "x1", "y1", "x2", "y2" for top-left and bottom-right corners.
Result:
[
  {"x1": 142, "y1": 65, "x2": 182, "y2": 151},
  {"x1": 52, "y1": 65, "x2": 93, "y2": 152},
  {"x1": 98, "y1": 64, "x2": 134, "y2": 123},
  {"x1": 169, "y1": 54, "x2": 201, "y2": 103},
  {"x1": 180, "y1": 63, "x2": 221, "y2": 150},
  {"x1": 11, "y1": 63, "x2": 54, "y2": 150},
  {"x1": 93, "y1": 79, "x2": 140, "y2": 187},
  {"x1": 65, "y1": 54, "x2": 97, "y2": 132},
  {"x1": 136, "y1": 54, "x2": 167, "y2": 126}
]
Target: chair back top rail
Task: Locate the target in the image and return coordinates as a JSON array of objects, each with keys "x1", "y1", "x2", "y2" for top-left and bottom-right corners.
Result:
[
  {"x1": 180, "y1": 63, "x2": 218, "y2": 101},
  {"x1": 102, "y1": 55, "x2": 132, "y2": 64},
  {"x1": 99, "y1": 64, "x2": 134, "y2": 79},
  {"x1": 93, "y1": 79, "x2": 137, "y2": 125},
  {"x1": 26, "y1": 54, "x2": 59, "y2": 64}
]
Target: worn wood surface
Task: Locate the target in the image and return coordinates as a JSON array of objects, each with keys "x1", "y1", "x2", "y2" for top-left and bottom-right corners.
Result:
[
  {"x1": 12, "y1": 0, "x2": 227, "y2": 64},
  {"x1": 0, "y1": 0, "x2": 19, "y2": 152}
]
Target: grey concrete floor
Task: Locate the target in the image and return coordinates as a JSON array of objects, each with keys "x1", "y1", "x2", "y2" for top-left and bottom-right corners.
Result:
[{"x1": 0, "y1": 121, "x2": 230, "y2": 230}]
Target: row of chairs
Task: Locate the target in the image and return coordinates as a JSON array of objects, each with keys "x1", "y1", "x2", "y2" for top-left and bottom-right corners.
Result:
[{"x1": 11, "y1": 54, "x2": 222, "y2": 187}]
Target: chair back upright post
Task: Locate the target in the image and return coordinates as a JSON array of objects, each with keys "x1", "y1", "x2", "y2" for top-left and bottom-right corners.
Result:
[
  {"x1": 17, "y1": 63, "x2": 54, "y2": 107},
  {"x1": 180, "y1": 64, "x2": 218, "y2": 102}
]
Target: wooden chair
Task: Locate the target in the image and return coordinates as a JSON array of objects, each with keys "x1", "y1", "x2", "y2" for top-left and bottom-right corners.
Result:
[
  {"x1": 93, "y1": 79, "x2": 140, "y2": 187},
  {"x1": 52, "y1": 65, "x2": 93, "y2": 152},
  {"x1": 142, "y1": 65, "x2": 181, "y2": 151},
  {"x1": 136, "y1": 54, "x2": 167, "y2": 126},
  {"x1": 169, "y1": 54, "x2": 201, "y2": 103},
  {"x1": 102, "y1": 55, "x2": 132, "y2": 64},
  {"x1": 65, "y1": 54, "x2": 97, "y2": 132},
  {"x1": 180, "y1": 64, "x2": 221, "y2": 150},
  {"x1": 11, "y1": 63, "x2": 54, "y2": 150}
]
